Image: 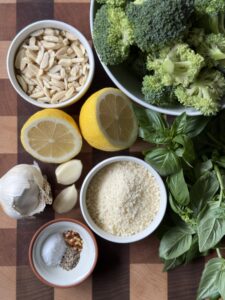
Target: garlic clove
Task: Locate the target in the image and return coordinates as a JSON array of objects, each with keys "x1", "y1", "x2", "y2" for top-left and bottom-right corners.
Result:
[
  {"x1": 55, "y1": 160, "x2": 83, "y2": 185},
  {"x1": 53, "y1": 185, "x2": 77, "y2": 214}
]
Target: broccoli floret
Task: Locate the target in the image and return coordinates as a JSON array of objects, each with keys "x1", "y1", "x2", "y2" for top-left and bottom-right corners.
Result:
[
  {"x1": 142, "y1": 75, "x2": 178, "y2": 106},
  {"x1": 93, "y1": 5, "x2": 134, "y2": 65},
  {"x1": 147, "y1": 44, "x2": 205, "y2": 87},
  {"x1": 195, "y1": 0, "x2": 225, "y2": 34},
  {"x1": 126, "y1": 0, "x2": 194, "y2": 52},
  {"x1": 198, "y1": 34, "x2": 225, "y2": 67},
  {"x1": 96, "y1": 0, "x2": 126, "y2": 6},
  {"x1": 175, "y1": 69, "x2": 225, "y2": 115}
]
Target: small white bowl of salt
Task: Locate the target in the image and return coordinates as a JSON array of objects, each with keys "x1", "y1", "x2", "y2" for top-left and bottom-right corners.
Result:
[{"x1": 29, "y1": 218, "x2": 98, "y2": 287}]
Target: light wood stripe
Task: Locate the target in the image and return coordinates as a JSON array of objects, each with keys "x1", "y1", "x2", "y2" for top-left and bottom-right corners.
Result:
[
  {"x1": 0, "y1": 229, "x2": 16, "y2": 266},
  {"x1": 0, "y1": 41, "x2": 10, "y2": 79},
  {"x1": 0, "y1": 116, "x2": 17, "y2": 153},
  {"x1": 130, "y1": 264, "x2": 167, "y2": 300},
  {"x1": 0, "y1": 0, "x2": 16, "y2": 3},
  {"x1": 0, "y1": 207, "x2": 17, "y2": 229},
  {"x1": 55, "y1": 277, "x2": 92, "y2": 300},
  {"x1": 0, "y1": 267, "x2": 16, "y2": 300}
]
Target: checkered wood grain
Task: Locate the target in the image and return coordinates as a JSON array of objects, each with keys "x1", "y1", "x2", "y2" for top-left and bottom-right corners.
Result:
[{"x1": 0, "y1": 1, "x2": 205, "y2": 299}]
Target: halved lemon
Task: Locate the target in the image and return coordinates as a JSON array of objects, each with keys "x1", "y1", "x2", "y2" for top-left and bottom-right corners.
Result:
[
  {"x1": 79, "y1": 88, "x2": 138, "y2": 151},
  {"x1": 21, "y1": 109, "x2": 82, "y2": 163}
]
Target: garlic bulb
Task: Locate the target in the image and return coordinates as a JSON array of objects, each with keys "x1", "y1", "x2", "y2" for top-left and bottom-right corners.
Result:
[{"x1": 0, "y1": 163, "x2": 52, "y2": 219}]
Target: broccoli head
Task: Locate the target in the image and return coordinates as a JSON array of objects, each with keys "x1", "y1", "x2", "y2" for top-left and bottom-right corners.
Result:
[
  {"x1": 142, "y1": 75, "x2": 178, "y2": 107},
  {"x1": 96, "y1": 0, "x2": 126, "y2": 6},
  {"x1": 194, "y1": 0, "x2": 225, "y2": 34},
  {"x1": 147, "y1": 44, "x2": 205, "y2": 87},
  {"x1": 175, "y1": 69, "x2": 225, "y2": 115},
  {"x1": 126, "y1": 0, "x2": 194, "y2": 51},
  {"x1": 93, "y1": 5, "x2": 134, "y2": 65},
  {"x1": 198, "y1": 34, "x2": 225, "y2": 67}
]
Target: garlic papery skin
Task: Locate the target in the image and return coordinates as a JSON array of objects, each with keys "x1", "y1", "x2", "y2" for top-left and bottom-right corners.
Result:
[{"x1": 0, "y1": 163, "x2": 52, "y2": 219}]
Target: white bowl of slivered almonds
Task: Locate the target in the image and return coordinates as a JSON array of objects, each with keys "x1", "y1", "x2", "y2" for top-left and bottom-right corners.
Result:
[
  {"x1": 7, "y1": 20, "x2": 94, "y2": 108},
  {"x1": 80, "y1": 156, "x2": 167, "y2": 243}
]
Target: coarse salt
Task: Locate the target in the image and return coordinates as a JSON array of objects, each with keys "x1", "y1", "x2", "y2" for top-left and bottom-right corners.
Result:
[{"x1": 86, "y1": 161, "x2": 161, "y2": 237}]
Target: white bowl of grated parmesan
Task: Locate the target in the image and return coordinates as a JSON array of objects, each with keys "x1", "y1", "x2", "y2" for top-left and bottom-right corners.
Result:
[{"x1": 80, "y1": 156, "x2": 167, "y2": 243}]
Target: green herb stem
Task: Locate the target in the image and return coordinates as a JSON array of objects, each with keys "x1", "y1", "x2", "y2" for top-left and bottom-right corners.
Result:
[
  {"x1": 214, "y1": 165, "x2": 224, "y2": 205},
  {"x1": 216, "y1": 248, "x2": 222, "y2": 259}
]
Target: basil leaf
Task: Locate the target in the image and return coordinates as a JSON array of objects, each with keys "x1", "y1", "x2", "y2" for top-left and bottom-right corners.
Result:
[
  {"x1": 197, "y1": 205, "x2": 225, "y2": 252},
  {"x1": 190, "y1": 172, "x2": 219, "y2": 215},
  {"x1": 139, "y1": 128, "x2": 172, "y2": 144},
  {"x1": 173, "y1": 135, "x2": 195, "y2": 165},
  {"x1": 163, "y1": 256, "x2": 185, "y2": 271},
  {"x1": 185, "y1": 115, "x2": 210, "y2": 138},
  {"x1": 197, "y1": 258, "x2": 225, "y2": 300},
  {"x1": 167, "y1": 169, "x2": 190, "y2": 205},
  {"x1": 194, "y1": 160, "x2": 213, "y2": 179},
  {"x1": 171, "y1": 113, "x2": 187, "y2": 135},
  {"x1": 185, "y1": 234, "x2": 200, "y2": 264},
  {"x1": 145, "y1": 148, "x2": 180, "y2": 176},
  {"x1": 218, "y1": 267, "x2": 225, "y2": 299},
  {"x1": 159, "y1": 225, "x2": 193, "y2": 260},
  {"x1": 134, "y1": 107, "x2": 168, "y2": 131}
]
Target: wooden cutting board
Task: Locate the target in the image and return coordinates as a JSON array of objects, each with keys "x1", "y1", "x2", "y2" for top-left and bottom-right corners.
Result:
[{"x1": 0, "y1": 1, "x2": 206, "y2": 299}]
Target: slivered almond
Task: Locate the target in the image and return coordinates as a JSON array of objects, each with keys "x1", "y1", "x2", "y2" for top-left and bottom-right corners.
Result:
[
  {"x1": 30, "y1": 91, "x2": 45, "y2": 99},
  {"x1": 48, "y1": 73, "x2": 62, "y2": 80},
  {"x1": 71, "y1": 43, "x2": 83, "y2": 58},
  {"x1": 51, "y1": 91, "x2": 66, "y2": 103},
  {"x1": 40, "y1": 52, "x2": 49, "y2": 69},
  {"x1": 20, "y1": 57, "x2": 30, "y2": 71},
  {"x1": 31, "y1": 29, "x2": 44, "y2": 37},
  {"x1": 66, "y1": 32, "x2": 77, "y2": 41},
  {"x1": 37, "y1": 97, "x2": 49, "y2": 102},
  {"x1": 17, "y1": 75, "x2": 27, "y2": 92},
  {"x1": 49, "y1": 64, "x2": 61, "y2": 74},
  {"x1": 15, "y1": 49, "x2": 25, "y2": 69},
  {"x1": 65, "y1": 86, "x2": 74, "y2": 99},
  {"x1": 58, "y1": 58, "x2": 72, "y2": 67},
  {"x1": 51, "y1": 78, "x2": 65, "y2": 89},
  {"x1": 47, "y1": 50, "x2": 55, "y2": 70},
  {"x1": 45, "y1": 28, "x2": 54, "y2": 35},
  {"x1": 42, "y1": 41, "x2": 57, "y2": 49},
  {"x1": 36, "y1": 46, "x2": 45, "y2": 65},
  {"x1": 25, "y1": 50, "x2": 37, "y2": 62},
  {"x1": 43, "y1": 35, "x2": 59, "y2": 43},
  {"x1": 55, "y1": 47, "x2": 67, "y2": 58},
  {"x1": 72, "y1": 57, "x2": 84, "y2": 63}
]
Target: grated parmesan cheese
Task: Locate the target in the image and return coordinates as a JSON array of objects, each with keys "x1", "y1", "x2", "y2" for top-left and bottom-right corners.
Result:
[{"x1": 86, "y1": 161, "x2": 161, "y2": 237}]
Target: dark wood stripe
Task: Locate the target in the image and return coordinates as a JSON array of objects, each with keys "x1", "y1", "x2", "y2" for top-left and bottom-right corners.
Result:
[
  {"x1": 168, "y1": 257, "x2": 204, "y2": 300},
  {"x1": 54, "y1": 3, "x2": 91, "y2": 40},
  {"x1": 93, "y1": 238, "x2": 130, "y2": 300},
  {"x1": 16, "y1": 0, "x2": 54, "y2": 299},
  {"x1": 17, "y1": 266, "x2": 53, "y2": 300}
]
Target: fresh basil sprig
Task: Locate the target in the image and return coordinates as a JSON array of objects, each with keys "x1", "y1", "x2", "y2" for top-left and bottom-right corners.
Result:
[{"x1": 135, "y1": 108, "x2": 225, "y2": 300}]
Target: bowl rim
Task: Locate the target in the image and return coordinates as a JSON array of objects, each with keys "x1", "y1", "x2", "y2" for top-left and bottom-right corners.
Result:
[
  {"x1": 89, "y1": 0, "x2": 225, "y2": 116},
  {"x1": 28, "y1": 218, "x2": 98, "y2": 288},
  {"x1": 80, "y1": 156, "x2": 167, "y2": 244},
  {"x1": 7, "y1": 19, "x2": 95, "y2": 108}
]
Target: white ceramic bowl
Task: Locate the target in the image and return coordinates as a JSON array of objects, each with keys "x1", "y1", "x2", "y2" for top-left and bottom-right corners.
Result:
[
  {"x1": 7, "y1": 20, "x2": 94, "y2": 108},
  {"x1": 29, "y1": 219, "x2": 98, "y2": 288},
  {"x1": 90, "y1": 1, "x2": 225, "y2": 116},
  {"x1": 80, "y1": 156, "x2": 167, "y2": 243}
]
